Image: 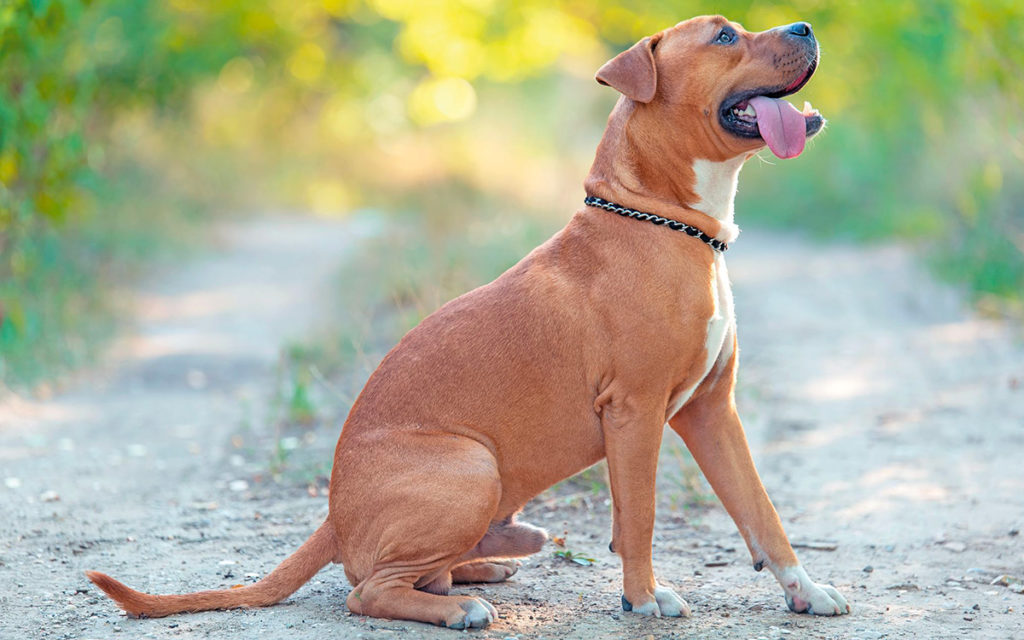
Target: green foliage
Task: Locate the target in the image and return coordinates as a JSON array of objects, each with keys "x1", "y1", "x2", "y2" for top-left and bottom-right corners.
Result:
[{"x1": 0, "y1": 0, "x2": 219, "y2": 384}]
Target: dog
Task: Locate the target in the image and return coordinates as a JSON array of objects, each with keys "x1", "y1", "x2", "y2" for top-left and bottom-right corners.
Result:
[{"x1": 87, "y1": 15, "x2": 850, "y2": 629}]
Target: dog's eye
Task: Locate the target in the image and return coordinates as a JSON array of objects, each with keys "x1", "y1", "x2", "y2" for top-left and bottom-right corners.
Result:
[{"x1": 715, "y1": 28, "x2": 736, "y2": 45}]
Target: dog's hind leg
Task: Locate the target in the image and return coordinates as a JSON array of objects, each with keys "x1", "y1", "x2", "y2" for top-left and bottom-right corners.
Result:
[
  {"x1": 348, "y1": 578, "x2": 497, "y2": 629},
  {"x1": 337, "y1": 431, "x2": 504, "y2": 628}
]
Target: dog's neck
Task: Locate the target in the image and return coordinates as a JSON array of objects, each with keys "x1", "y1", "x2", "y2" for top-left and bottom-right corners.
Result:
[
  {"x1": 691, "y1": 156, "x2": 744, "y2": 232},
  {"x1": 583, "y1": 98, "x2": 744, "y2": 244}
]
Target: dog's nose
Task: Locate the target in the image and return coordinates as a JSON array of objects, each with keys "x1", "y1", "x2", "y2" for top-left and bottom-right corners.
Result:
[{"x1": 786, "y1": 22, "x2": 813, "y2": 38}]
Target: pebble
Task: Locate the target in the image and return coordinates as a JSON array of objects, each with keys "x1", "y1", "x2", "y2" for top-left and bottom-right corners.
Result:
[
  {"x1": 5, "y1": 477, "x2": 22, "y2": 489},
  {"x1": 886, "y1": 582, "x2": 920, "y2": 591},
  {"x1": 863, "y1": 565, "x2": 874, "y2": 573},
  {"x1": 186, "y1": 369, "x2": 207, "y2": 389},
  {"x1": 39, "y1": 490, "x2": 60, "y2": 502},
  {"x1": 229, "y1": 480, "x2": 249, "y2": 492}
]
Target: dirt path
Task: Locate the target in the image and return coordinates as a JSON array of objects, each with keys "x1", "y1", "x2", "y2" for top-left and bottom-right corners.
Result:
[{"x1": 1, "y1": 222, "x2": 1022, "y2": 639}]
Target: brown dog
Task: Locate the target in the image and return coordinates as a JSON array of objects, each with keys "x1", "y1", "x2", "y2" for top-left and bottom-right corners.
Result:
[{"x1": 87, "y1": 15, "x2": 850, "y2": 628}]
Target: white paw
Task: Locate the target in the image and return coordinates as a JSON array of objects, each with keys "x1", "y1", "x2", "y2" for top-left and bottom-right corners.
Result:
[
  {"x1": 621, "y1": 585, "x2": 691, "y2": 618},
  {"x1": 776, "y1": 566, "x2": 850, "y2": 616},
  {"x1": 450, "y1": 598, "x2": 496, "y2": 629}
]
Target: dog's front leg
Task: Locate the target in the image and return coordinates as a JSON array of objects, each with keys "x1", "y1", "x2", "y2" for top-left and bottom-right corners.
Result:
[
  {"x1": 601, "y1": 392, "x2": 691, "y2": 618},
  {"x1": 669, "y1": 356, "x2": 850, "y2": 616}
]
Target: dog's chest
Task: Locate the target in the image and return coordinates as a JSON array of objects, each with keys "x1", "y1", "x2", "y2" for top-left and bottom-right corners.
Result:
[{"x1": 666, "y1": 253, "x2": 735, "y2": 421}]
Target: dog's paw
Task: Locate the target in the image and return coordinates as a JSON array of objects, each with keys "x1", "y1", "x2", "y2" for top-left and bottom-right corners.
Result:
[
  {"x1": 786, "y1": 583, "x2": 849, "y2": 616},
  {"x1": 621, "y1": 585, "x2": 691, "y2": 618},
  {"x1": 777, "y1": 566, "x2": 850, "y2": 616},
  {"x1": 448, "y1": 598, "x2": 497, "y2": 629}
]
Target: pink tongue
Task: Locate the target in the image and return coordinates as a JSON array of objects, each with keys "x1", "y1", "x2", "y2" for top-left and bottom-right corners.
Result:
[{"x1": 749, "y1": 96, "x2": 807, "y2": 159}]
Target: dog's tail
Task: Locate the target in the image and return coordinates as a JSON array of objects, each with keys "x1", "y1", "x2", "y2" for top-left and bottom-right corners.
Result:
[{"x1": 85, "y1": 521, "x2": 337, "y2": 618}]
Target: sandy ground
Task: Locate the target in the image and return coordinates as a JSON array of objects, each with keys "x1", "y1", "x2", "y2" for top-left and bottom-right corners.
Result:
[{"x1": 1, "y1": 217, "x2": 1022, "y2": 640}]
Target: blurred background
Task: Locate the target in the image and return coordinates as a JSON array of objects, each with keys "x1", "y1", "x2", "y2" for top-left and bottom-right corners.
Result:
[{"x1": 1, "y1": 0, "x2": 1022, "y2": 387}]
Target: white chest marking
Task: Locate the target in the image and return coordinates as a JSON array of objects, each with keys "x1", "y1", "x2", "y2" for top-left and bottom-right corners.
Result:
[
  {"x1": 666, "y1": 253, "x2": 735, "y2": 421},
  {"x1": 692, "y1": 156, "x2": 747, "y2": 244}
]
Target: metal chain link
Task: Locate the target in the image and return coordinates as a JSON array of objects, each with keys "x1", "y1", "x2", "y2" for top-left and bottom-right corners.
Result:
[{"x1": 583, "y1": 196, "x2": 728, "y2": 252}]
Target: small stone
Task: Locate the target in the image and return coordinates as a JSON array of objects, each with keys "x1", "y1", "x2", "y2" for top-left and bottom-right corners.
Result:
[
  {"x1": 186, "y1": 369, "x2": 207, "y2": 389},
  {"x1": 943, "y1": 541, "x2": 967, "y2": 553},
  {"x1": 972, "y1": 604, "x2": 980, "y2": 611},
  {"x1": 39, "y1": 490, "x2": 60, "y2": 502},
  {"x1": 863, "y1": 565, "x2": 874, "y2": 573},
  {"x1": 229, "y1": 480, "x2": 249, "y2": 492},
  {"x1": 4, "y1": 477, "x2": 21, "y2": 489},
  {"x1": 886, "y1": 582, "x2": 920, "y2": 591}
]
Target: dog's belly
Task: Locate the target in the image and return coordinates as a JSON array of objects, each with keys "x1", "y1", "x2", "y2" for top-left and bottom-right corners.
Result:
[{"x1": 666, "y1": 253, "x2": 734, "y2": 421}]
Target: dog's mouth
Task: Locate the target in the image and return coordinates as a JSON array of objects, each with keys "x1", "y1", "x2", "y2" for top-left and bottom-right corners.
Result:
[{"x1": 719, "y1": 60, "x2": 824, "y2": 159}]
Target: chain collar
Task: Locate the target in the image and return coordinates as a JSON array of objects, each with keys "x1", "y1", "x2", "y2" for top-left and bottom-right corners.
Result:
[{"x1": 583, "y1": 196, "x2": 728, "y2": 252}]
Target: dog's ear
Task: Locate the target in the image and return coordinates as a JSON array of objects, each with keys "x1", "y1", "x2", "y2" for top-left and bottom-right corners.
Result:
[{"x1": 595, "y1": 35, "x2": 661, "y2": 103}]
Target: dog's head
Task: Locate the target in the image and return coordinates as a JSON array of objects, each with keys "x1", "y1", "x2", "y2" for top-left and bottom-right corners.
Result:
[{"x1": 596, "y1": 15, "x2": 824, "y2": 160}]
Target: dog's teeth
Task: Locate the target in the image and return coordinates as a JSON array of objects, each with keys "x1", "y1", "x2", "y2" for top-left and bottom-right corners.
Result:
[
  {"x1": 802, "y1": 101, "x2": 819, "y2": 116},
  {"x1": 732, "y1": 103, "x2": 756, "y2": 121}
]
